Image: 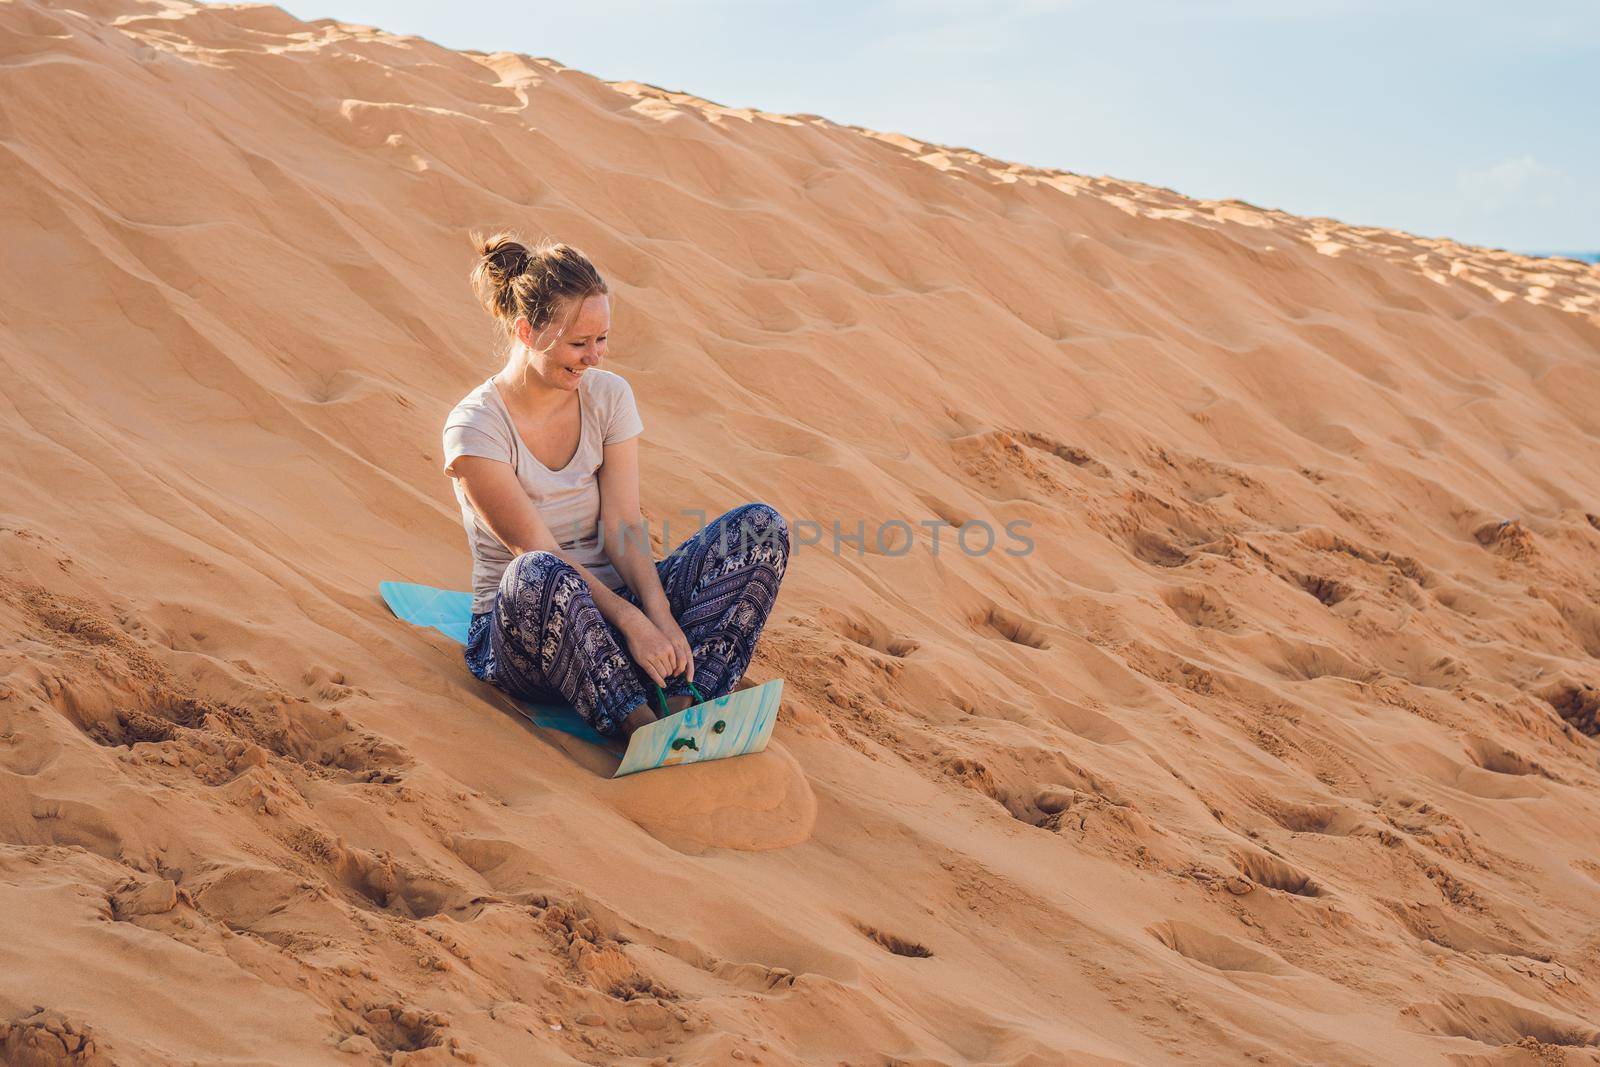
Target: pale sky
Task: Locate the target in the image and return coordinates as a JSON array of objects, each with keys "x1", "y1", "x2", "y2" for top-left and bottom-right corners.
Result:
[{"x1": 278, "y1": 0, "x2": 1599, "y2": 253}]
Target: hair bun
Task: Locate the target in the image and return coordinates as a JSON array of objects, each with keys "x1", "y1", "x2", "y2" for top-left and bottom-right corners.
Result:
[{"x1": 476, "y1": 233, "x2": 529, "y2": 279}]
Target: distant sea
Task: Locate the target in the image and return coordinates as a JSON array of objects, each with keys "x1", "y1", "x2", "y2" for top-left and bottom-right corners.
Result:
[{"x1": 1525, "y1": 251, "x2": 1600, "y2": 263}]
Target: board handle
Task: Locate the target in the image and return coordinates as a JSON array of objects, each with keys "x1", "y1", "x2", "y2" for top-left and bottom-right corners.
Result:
[{"x1": 649, "y1": 679, "x2": 707, "y2": 717}]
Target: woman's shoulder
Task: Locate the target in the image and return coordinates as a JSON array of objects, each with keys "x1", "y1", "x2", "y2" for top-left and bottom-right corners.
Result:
[
  {"x1": 584, "y1": 367, "x2": 643, "y2": 444},
  {"x1": 584, "y1": 366, "x2": 632, "y2": 391},
  {"x1": 583, "y1": 367, "x2": 637, "y2": 407}
]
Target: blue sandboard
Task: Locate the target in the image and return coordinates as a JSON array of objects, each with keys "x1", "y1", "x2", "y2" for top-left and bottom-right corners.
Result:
[
  {"x1": 378, "y1": 581, "x2": 780, "y2": 775},
  {"x1": 380, "y1": 581, "x2": 605, "y2": 744},
  {"x1": 380, "y1": 581, "x2": 475, "y2": 645}
]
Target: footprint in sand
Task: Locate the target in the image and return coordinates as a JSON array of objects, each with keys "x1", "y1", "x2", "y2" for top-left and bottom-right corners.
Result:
[
  {"x1": 1403, "y1": 992, "x2": 1600, "y2": 1050},
  {"x1": 1287, "y1": 570, "x2": 1352, "y2": 608},
  {"x1": 1148, "y1": 920, "x2": 1293, "y2": 976},
  {"x1": 966, "y1": 602, "x2": 1050, "y2": 649},
  {"x1": 855, "y1": 922, "x2": 933, "y2": 959},
  {"x1": 1231, "y1": 846, "x2": 1323, "y2": 898},
  {"x1": 816, "y1": 606, "x2": 920, "y2": 658},
  {"x1": 1258, "y1": 799, "x2": 1368, "y2": 837},
  {"x1": 341, "y1": 1002, "x2": 452, "y2": 1060},
  {"x1": 1124, "y1": 529, "x2": 1192, "y2": 568},
  {"x1": 1160, "y1": 584, "x2": 1244, "y2": 633}
]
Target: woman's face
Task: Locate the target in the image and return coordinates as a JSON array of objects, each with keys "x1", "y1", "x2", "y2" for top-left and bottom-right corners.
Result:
[{"x1": 516, "y1": 294, "x2": 610, "y2": 389}]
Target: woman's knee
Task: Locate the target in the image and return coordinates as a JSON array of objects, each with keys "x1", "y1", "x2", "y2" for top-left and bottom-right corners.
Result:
[
  {"x1": 726, "y1": 501, "x2": 789, "y2": 556},
  {"x1": 500, "y1": 549, "x2": 581, "y2": 600}
]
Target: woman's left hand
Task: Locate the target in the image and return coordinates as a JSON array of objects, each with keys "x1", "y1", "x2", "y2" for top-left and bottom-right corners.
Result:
[{"x1": 646, "y1": 606, "x2": 694, "y2": 683}]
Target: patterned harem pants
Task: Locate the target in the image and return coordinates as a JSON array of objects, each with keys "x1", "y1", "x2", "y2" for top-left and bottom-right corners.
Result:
[{"x1": 464, "y1": 503, "x2": 789, "y2": 737}]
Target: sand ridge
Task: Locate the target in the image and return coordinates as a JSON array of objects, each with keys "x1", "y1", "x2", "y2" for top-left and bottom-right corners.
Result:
[{"x1": 3, "y1": 0, "x2": 1600, "y2": 1063}]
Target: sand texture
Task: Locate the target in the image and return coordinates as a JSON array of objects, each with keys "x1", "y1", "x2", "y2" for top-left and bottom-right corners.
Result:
[{"x1": 4, "y1": 1, "x2": 1600, "y2": 1064}]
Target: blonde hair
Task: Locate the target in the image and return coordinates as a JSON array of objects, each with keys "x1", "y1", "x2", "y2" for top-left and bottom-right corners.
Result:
[{"x1": 468, "y1": 231, "x2": 608, "y2": 352}]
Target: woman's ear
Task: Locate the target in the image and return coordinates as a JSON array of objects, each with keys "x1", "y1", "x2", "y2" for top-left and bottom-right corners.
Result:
[{"x1": 514, "y1": 316, "x2": 532, "y2": 347}]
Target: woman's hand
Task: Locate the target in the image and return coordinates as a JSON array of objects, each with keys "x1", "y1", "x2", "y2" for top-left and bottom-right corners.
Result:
[
  {"x1": 618, "y1": 610, "x2": 678, "y2": 689},
  {"x1": 646, "y1": 607, "x2": 695, "y2": 685}
]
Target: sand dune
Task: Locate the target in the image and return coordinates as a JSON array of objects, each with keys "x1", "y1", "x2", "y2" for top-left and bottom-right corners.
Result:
[{"x1": 3, "y1": 1, "x2": 1600, "y2": 1063}]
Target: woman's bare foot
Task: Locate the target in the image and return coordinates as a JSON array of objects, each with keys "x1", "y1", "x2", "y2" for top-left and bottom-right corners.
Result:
[
  {"x1": 606, "y1": 703, "x2": 657, "y2": 757},
  {"x1": 664, "y1": 693, "x2": 695, "y2": 714}
]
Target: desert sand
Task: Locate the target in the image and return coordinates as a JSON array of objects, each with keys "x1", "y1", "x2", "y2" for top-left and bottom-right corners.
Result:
[{"x1": 3, "y1": 1, "x2": 1600, "y2": 1064}]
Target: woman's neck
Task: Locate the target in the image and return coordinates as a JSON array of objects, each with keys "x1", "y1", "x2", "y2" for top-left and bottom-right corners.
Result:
[{"x1": 495, "y1": 347, "x2": 573, "y2": 417}]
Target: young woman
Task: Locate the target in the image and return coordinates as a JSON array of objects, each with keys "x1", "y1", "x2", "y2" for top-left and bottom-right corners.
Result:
[{"x1": 441, "y1": 234, "x2": 789, "y2": 749}]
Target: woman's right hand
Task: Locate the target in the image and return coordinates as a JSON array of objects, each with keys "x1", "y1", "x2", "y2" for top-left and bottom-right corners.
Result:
[{"x1": 619, "y1": 610, "x2": 676, "y2": 689}]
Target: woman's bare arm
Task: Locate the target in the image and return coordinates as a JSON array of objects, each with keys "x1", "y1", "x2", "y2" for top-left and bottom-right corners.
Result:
[
  {"x1": 449, "y1": 454, "x2": 646, "y2": 630},
  {"x1": 598, "y1": 437, "x2": 692, "y2": 683},
  {"x1": 596, "y1": 437, "x2": 670, "y2": 617}
]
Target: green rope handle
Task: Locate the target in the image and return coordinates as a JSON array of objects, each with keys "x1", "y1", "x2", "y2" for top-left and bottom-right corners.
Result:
[{"x1": 649, "y1": 679, "x2": 706, "y2": 717}]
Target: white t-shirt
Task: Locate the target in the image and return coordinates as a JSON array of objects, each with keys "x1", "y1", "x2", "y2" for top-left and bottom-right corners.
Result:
[{"x1": 442, "y1": 368, "x2": 644, "y2": 613}]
